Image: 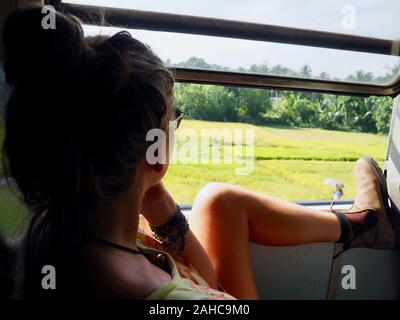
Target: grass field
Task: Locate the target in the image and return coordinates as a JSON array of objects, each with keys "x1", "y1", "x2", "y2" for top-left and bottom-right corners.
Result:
[
  {"x1": 0, "y1": 119, "x2": 388, "y2": 235},
  {"x1": 164, "y1": 120, "x2": 388, "y2": 203}
]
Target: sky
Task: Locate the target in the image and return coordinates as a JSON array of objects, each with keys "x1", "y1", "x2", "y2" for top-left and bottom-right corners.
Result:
[{"x1": 65, "y1": 0, "x2": 400, "y2": 82}]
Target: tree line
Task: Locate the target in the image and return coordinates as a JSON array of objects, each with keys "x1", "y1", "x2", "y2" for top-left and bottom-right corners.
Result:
[{"x1": 172, "y1": 57, "x2": 397, "y2": 134}]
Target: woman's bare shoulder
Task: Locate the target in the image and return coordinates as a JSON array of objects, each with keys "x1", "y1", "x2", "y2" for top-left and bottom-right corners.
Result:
[{"x1": 84, "y1": 242, "x2": 172, "y2": 299}]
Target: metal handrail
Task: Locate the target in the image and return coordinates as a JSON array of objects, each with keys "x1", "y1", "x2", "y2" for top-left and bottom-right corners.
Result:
[{"x1": 173, "y1": 68, "x2": 398, "y2": 96}]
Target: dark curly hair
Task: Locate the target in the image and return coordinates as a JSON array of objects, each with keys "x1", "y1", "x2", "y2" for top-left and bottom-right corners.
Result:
[{"x1": 1, "y1": 5, "x2": 174, "y2": 299}]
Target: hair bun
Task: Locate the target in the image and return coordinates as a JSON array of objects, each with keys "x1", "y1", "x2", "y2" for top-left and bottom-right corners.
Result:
[{"x1": 2, "y1": 5, "x2": 86, "y2": 85}]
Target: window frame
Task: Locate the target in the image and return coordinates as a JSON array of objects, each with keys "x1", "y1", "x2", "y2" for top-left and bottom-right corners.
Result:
[{"x1": 51, "y1": 1, "x2": 400, "y2": 97}]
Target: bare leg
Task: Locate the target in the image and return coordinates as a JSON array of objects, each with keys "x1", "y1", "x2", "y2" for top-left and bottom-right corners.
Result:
[{"x1": 189, "y1": 182, "x2": 341, "y2": 300}]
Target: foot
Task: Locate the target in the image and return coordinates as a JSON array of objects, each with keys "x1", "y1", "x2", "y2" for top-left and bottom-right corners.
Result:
[{"x1": 335, "y1": 157, "x2": 398, "y2": 250}]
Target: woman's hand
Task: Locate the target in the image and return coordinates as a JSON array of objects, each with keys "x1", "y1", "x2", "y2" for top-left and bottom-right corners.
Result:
[
  {"x1": 141, "y1": 182, "x2": 177, "y2": 227},
  {"x1": 141, "y1": 182, "x2": 219, "y2": 289}
]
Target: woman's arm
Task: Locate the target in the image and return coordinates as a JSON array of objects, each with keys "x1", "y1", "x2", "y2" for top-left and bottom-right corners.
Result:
[{"x1": 141, "y1": 183, "x2": 218, "y2": 289}]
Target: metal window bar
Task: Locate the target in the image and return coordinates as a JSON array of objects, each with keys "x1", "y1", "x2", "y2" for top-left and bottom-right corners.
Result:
[{"x1": 51, "y1": 1, "x2": 400, "y2": 96}]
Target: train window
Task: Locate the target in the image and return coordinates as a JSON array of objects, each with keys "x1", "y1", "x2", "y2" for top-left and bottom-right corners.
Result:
[
  {"x1": 83, "y1": 25, "x2": 400, "y2": 85},
  {"x1": 64, "y1": 0, "x2": 400, "y2": 86},
  {"x1": 65, "y1": 0, "x2": 400, "y2": 40}
]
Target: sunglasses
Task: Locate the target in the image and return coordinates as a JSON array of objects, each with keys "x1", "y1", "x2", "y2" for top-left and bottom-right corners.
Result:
[{"x1": 169, "y1": 106, "x2": 185, "y2": 130}]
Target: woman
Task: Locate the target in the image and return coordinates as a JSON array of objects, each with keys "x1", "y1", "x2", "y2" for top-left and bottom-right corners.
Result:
[{"x1": 2, "y1": 6, "x2": 398, "y2": 300}]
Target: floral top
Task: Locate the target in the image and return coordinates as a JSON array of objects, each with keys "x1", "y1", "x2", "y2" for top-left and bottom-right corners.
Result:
[{"x1": 136, "y1": 229, "x2": 236, "y2": 300}]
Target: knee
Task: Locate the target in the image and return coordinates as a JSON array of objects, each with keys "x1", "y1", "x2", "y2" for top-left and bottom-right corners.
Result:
[{"x1": 192, "y1": 182, "x2": 235, "y2": 213}]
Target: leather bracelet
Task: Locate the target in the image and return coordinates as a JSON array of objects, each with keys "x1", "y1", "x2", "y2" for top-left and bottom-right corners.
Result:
[{"x1": 149, "y1": 205, "x2": 189, "y2": 255}]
